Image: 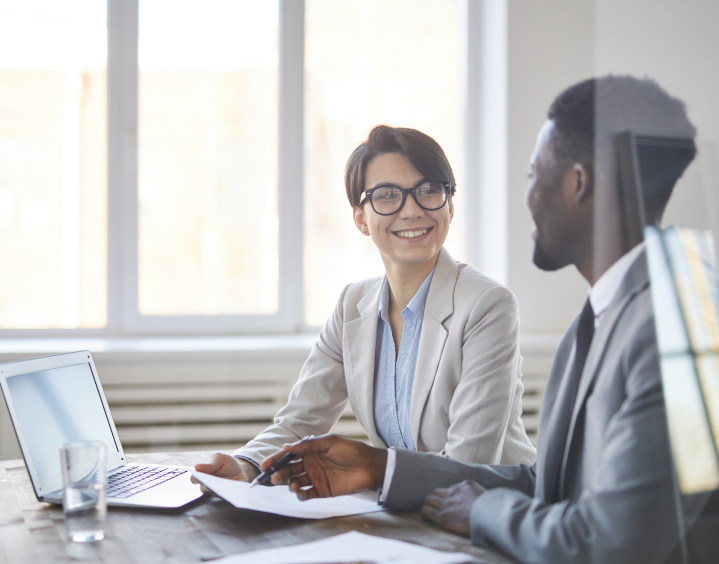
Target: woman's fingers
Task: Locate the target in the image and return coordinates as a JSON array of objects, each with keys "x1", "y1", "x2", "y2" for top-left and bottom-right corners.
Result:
[
  {"x1": 193, "y1": 462, "x2": 213, "y2": 473},
  {"x1": 194, "y1": 452, "x2": 224, "y2": 475}
]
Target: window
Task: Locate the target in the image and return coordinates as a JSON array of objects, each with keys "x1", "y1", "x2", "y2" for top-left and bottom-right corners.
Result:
[
  {"x1": 137, "y1": 0, "x2": 279, "y2": 317},
  {"x1": 304, "y1": 0, "x2": 465, "y2": 326},
  {"x1": 0, "y1": 0, "x2": 481, "y2": 335},
  {"x1": 0, "y1": 0, "x2": 107, "y2": 329}
]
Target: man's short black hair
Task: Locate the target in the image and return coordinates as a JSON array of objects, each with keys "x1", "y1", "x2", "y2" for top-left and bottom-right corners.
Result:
[
  {"x1": 547, "y1": 77, "x2": 596, "y2": 172},
  {"x1": 547, "y1": 75, "x2": 697, "y2": 223}
]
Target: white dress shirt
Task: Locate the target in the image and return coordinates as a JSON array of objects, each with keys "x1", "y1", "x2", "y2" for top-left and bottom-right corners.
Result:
[{"x1": 589, "y1": 243, "x2": 645, "y2": 328}]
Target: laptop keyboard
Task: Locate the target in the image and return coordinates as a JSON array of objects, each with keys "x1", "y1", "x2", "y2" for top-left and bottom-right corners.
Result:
[{"x1": 107, "y1": 466, "x2": 187, "y2": 499}]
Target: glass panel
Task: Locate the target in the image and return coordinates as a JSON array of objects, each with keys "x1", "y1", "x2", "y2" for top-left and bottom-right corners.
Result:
[
  {"x1": 0, "y1": 0, "x2": 107, "y2": 328},
  {"x1": 304, "y1": 0, "x2": 465, "y2": 326},
  {"x1": 138, "y1": 0, "x2": 279, "y2": 316}
]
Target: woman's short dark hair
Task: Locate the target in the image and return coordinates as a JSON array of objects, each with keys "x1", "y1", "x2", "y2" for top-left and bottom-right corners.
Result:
[{"x1": 344, "y1": 125, "x2": 456, "y2": 207}]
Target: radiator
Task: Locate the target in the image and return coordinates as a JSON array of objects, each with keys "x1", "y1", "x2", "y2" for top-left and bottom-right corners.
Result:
[{"x1": 0, "y1": 337, "x2": 556, "y2": 459}]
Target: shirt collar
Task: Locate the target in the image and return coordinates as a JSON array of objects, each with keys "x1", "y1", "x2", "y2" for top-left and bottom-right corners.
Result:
[
  {"x1": 589, "y1": 242, "x2": 645, "y2": 320},
  {"x1": 378, "y1": 268, "x2": 436, "y2": 323}
]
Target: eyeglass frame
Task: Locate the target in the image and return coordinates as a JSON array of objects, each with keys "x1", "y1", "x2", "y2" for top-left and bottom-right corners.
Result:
[{"x1": 359, "y1": 179, "x2": 454, "y2": 216}]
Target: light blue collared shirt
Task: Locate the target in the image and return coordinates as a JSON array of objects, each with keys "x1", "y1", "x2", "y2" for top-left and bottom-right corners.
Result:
[{"x1": 373, "y1": 268, "x2": 435, "y2": 450}]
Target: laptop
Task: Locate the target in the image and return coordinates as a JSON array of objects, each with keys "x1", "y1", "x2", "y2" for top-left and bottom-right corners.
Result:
[{"x1": 0, "y1": 351, "x2": 204, "y2": 508}]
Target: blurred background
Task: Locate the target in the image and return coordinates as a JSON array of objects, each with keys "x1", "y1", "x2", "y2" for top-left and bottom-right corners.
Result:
[{"x1": 0, "y1": 0, "x2": 717, "y2": 459}]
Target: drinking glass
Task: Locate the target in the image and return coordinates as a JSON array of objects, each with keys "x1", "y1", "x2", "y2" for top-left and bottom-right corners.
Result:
[{"x1": 60, "y1": 441, "x2": 107, "y2": 542}]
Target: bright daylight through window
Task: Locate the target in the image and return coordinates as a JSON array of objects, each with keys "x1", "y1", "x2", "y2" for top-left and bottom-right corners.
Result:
[
  {"x1": 304, "y1": 0, "x2": 465, "y2": 326},
  {"x1": 138, "y1": 0, "x2": 279, "y2": 316},
  {"x1": 0, "y1": 0, "x2": 107, "y2": 329},
  {"x1": 0, "y1": 0, "x2": 466, "y2": 334}
]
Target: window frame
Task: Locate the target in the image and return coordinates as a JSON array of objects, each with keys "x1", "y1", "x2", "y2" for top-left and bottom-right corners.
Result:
[{"x1": 0, "y1": 0, "x2": 503, "y2": 337}]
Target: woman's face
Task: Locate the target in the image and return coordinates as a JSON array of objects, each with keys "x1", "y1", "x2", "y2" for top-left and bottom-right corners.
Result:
[{"x1": 354, "y1": 153, "x2": 454, "y2": 269}]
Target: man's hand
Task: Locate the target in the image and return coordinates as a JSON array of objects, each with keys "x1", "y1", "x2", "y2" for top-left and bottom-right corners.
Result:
[
  {"x1": 421, "y1": 480, "x2": 486, "y2": 537},
  {"x1": 192, "y1": 453, "x2": 259, "y2": 493},
  {"x1": 262, "y1": 435, "x2": 387, "y2": 500}
]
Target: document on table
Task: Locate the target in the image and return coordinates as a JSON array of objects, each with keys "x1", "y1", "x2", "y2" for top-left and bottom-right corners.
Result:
[
  {"x1": 212, "y1": 531, "x2": 478, "y2": 564},
  {"x1": 192, "y1": 472, "x2": 384, "y2": 519}
]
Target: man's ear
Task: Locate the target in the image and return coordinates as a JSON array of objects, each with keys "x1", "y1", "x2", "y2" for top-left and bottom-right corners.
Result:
[
  {"x1": 353, "y1": 206, "x2": 370, "y2": 235},
  {"x1": 573, "y1": 163, "x2": 592, "y2": 204},
  {"x1": 563, "y1": 163, "x2": 592, "y2": 206}
]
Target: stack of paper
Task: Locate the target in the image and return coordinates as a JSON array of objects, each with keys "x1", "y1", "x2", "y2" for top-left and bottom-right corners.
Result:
[
  {"x1": 192, "y1": 471, "x2": 384, "y2": 519},
  {"x1": 212, "y1": 531, "x2": 477, "y2": 564}
]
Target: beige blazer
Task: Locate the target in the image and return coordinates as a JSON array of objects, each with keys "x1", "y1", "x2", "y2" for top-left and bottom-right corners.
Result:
[{"x1": 235, "y1": 248, "x2": 536, "y2": 467}]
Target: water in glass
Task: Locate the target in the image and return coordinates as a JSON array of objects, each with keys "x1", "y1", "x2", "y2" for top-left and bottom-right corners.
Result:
[
  {"x1": 63, "y1": 481, "x2": 107, "y2": 542},
  {"x1": 60, "y1": 441, "x2": 107, "y2": 543}
]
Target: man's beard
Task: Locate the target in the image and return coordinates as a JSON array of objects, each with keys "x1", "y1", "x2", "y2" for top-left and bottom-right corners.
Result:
[{"x1": 532, "y1": 239, "x2": 567, "y2": 271}]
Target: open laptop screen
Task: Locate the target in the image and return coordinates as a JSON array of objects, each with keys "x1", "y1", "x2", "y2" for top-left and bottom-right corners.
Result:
[{"x1": 6, "y1": 362, "x2": 119, "y2": 483}]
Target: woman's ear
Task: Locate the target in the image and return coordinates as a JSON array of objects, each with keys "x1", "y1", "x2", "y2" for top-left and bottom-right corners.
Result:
[
  {"x1": 353, "y1": 206, "x2": 370, "y2": 235},
  {"x1": 448, "y1": 196, "x2": 455, "y2": 222}
]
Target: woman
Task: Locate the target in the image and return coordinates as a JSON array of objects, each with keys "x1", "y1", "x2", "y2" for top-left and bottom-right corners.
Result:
[{"x1": 196, "y1": 126, "x2": 535, "y2": 482}]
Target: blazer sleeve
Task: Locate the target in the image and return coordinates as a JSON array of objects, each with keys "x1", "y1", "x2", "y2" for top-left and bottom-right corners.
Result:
[
  {"x1": 383, "y1": 448, "x2": 537, "y2": 511},
  {"x1": 234, "y1": 285, "x2": 351, "y2": 467},
  {"x1": 441, "y1": 285, "x2": 536, "y2": 465},
  {"x1": 468, "y1": 315, "x2": 679, "y2": 564}
]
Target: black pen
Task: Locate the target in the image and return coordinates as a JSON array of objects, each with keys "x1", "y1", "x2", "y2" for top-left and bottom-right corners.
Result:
[{"x1": 250, "y1": 451, "x2": 296, "y2": 488}]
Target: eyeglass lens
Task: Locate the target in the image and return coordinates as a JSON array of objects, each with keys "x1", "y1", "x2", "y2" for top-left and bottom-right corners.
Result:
[{"x1": 371, "y1": 181, "x2": 447, "y2": 214}]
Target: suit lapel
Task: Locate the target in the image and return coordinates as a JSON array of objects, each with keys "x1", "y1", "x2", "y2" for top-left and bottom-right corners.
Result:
[
  {"x1": 409, "y1": 248, "x2": 457, "y2": 446},
  {"x1": 344, "y1": 278, "x2": 384, "y2": 446},
  {"x1": 535, "y1": 314, "x2": 581, "y2": 502},
  {"x1": 558, "y1": 253, "x2": 650, "y2": 496}
]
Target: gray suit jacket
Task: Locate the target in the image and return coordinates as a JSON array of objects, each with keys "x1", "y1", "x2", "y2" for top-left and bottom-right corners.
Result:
[{"x1": 384, "y1": 252, "x2": 681, "y2": 564}]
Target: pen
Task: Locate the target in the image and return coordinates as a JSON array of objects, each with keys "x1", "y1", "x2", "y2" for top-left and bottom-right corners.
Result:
[{"x1": 250, "y1": 451, "x2": 296, "y2": 488}]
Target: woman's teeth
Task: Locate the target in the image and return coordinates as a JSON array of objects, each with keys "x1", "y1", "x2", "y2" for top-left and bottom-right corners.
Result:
[{"x1": 396, "y1": 228, "x2": 429, "y2": 239}]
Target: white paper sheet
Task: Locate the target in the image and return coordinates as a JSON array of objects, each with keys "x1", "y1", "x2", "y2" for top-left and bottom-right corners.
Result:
[
  {"x1": 192, "y1": 472, "x2": 384, "y2": 519},
  {"x1": 212, "y1": 531, "x2": 477, "y2": 564}
]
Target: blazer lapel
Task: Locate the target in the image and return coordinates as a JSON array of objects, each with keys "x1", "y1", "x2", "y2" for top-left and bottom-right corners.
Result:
[
  {"x1": 344, "y1": 278, "x2": 384, "y2": 446},
  {"x1": 559, "y1": 253, "x2": 650, "y2": 495},
  {"x1": 409, "y1": 248, "x2": 457, "y2": 445},
  {"x1": 535, "y1": 315, "x2": 581, "y2": 502}
]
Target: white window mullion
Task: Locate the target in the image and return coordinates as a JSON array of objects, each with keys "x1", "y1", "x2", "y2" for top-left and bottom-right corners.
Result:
[
  {"x1": 278, "y1": 0, "x2": 306, "y2": 333},
  {"x1": 107, "y1": 0, "x2": 139, "y2": 334},
  {"x1": 464, "y1": 0, "x2": 508, "y2": 284}
]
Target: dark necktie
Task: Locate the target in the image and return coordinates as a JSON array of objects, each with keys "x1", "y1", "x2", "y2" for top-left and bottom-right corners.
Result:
[
  {"x1": 550, "y1": 298, "x2": 595, "y2": 501},
  {"x1": 573, "y1": 299, "x2": 596, "y2": 397}
]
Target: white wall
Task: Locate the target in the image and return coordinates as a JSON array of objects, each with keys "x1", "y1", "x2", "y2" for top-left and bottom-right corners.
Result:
[
  {"x1": 594, "y1": 0, "x2": 719, "y2": 235},
  {"x1": 506, "y1": 0, "x2": 595, "y2": 335},
  {"x1": 505, "y1": 0, "x2": 719, "y2": 335}
]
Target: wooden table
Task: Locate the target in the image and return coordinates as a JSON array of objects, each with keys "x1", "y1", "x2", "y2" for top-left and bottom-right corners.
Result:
[{"x1": 0, "y1": 451, "x2": 517, "y2": 564}]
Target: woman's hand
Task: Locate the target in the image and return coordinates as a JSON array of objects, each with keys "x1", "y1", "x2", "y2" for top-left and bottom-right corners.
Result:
[
  {"x1": 262, "y1": 435, "x2": 388, "y2": 500},
  {"x1": 421, "y1": 480, "x2": 486, "y2": 537},
  {"x1": 192, "y1": 453, "x2": 260, "y2": 493}
]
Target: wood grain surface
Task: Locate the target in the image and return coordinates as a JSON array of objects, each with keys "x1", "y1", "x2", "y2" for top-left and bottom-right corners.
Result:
[{"x1": 0, "y1": 451, "x2": 517, "y2": 564}]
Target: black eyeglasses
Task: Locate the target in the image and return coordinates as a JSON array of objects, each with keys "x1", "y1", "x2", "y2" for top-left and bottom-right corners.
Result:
[{"x1": 360, "y1": 179, "x2": 452, "y2": 216}]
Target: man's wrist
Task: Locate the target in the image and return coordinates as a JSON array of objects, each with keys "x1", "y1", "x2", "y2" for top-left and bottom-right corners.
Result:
[{"x1": 369, "y1": 447, "x2": 388, "y2": 489}]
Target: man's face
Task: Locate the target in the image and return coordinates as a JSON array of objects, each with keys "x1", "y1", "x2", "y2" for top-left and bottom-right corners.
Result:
[{"x1": 525, "y1": 121, "x2": 573, "y2": 271}]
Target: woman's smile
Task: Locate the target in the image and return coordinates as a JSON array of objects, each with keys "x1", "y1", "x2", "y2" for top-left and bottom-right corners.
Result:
[{"x1": 392, "y1": 226, "x2": 434, "y2": 240}]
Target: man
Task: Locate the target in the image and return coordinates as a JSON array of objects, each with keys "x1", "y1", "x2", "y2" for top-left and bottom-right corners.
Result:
[{"x1": 262, "y1": 76, "x2": 701, "y2": 564}]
